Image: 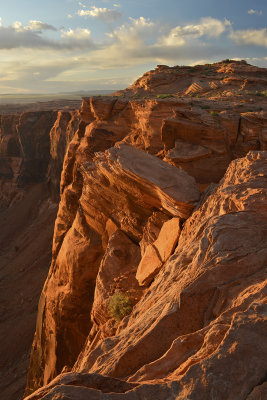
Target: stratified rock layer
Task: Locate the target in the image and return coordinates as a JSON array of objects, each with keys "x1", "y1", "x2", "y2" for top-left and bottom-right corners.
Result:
[
  {"x1": 136, "y1": 217, "x2": 181, "y2": 286},
  {"x1": 24, "y1": 61, "x2": 267, "y2": 399},
  {"x1": 26, "y1": 143, "x2": 200, "y2": 394},
  {"x1": 0, "y1": 107, "x2": 79, "y2": 400},
  {"x1": 82, "y1": 144, "x2": 199, "y2": 237},
  {"x1": 25, "y1": 150, "x2": 267, "y2": 400}
]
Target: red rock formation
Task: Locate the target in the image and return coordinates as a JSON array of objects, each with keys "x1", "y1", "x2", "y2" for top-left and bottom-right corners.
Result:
[
  {"x1": 2, "y1": 61, "x2": 265, "y2": 399},
  {"x1": 26, "y1": 131, "x2": 200, "y2": 394},
  {"x1": 120, "y1": 59, "x2": 267, "y2": 98},
  {"x1": 48, "y1": 110, "x2": 80, "y2": 200},
  {"x1": 0, "y1": 107, "x2": 79, "y2": 400},
  {"x1": 24, "y1": 372, "x2": 138, "y2": 400},
  {"x1": 136, "y1": 217, "x2": 181, "y2": 286},
  {"x1": 25, "y1": 150, "x2": 267, "y2": 400},
  {"x1": 0, "y1": 111, "x2": 57, "y2": 209},
  {"x1": 0, "y1": 184, "x2": 58, "y2": 400}
]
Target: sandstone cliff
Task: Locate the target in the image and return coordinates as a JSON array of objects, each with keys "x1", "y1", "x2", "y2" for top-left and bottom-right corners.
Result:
[
  {"x1": 26, "y1": 151, "x2": 267, "y2": 400},
  {"x1": 1, "y1": 60, "x2": 266, "y2": 400},
  {"x1": 21, "y1": 60, "x2": 267, "y2": 400},
  {"x1": 0, "y1": 106, "x2": 79, "y2": 399}
]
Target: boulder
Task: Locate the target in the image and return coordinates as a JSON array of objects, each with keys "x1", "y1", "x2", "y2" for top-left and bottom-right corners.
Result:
[
  {"x1": 136, "y1": 217, "x2": 181, "y2": 286},
  {"x1": 81, "y1": 143, "x2": 200, "y2": 241}
]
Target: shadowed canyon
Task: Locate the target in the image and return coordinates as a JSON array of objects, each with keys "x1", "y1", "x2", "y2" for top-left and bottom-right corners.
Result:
[{"x1": 0, "y1": 60, "x2": 266, "y2": 400}]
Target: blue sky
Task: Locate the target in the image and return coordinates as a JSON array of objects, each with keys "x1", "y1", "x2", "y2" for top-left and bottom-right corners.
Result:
[{"x1": 0, "y1": 0, "x2": 266, "y2": 93}]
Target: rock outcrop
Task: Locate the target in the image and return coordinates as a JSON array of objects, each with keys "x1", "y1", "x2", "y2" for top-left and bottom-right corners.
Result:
[
  {"x1": 1, "y1": 60, "x2": 267, "y2": 400},
  {"x1": 25, "y1": 150, "x2": 267, "y2": 400},
  {"x1": 0, "y1": 111, "x2": 57, "y2": 210},
  {"x1": 25, "y1": 61, "x2": 267, "y2": 400},
  {"x1": 136, "y1": 217, "x2": 181, "y2": 286},
  {"x1": 0, "y1": 106, "x2": 79, "y2": 400},
  {"x1": 0, "y1": 109, "x2": 80, "y2": 209}
]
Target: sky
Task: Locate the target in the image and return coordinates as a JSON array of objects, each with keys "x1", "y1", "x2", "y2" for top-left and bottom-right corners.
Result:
[{"x1": 0, "y1": 0, "x2": 266, "y2": 93}]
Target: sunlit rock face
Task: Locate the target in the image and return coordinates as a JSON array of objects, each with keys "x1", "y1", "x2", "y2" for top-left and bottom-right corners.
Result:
[
  {"x1": 26, "y1": 151, "x2": 267, "y2": 400},
  {"x1": 23, "y1": 60, "x2": 267, "y2": 400}
]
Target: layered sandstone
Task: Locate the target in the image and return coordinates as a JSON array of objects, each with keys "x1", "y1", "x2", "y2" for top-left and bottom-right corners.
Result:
[
  {"x1": 121, "y1": 59, "x2": 267, "y2": 98},
  {"x1": 0, "y1": 107, "x2": 79, "y2": 400},
  {"x1": 25, "y1": 150, "x2": 267, "y2": 400},
  {"x1": 25, "y1": 61, "x2": 267, "y2": 400},
  {"x1": 1, "y1": 60, "x2": 266, "y2": 400}
]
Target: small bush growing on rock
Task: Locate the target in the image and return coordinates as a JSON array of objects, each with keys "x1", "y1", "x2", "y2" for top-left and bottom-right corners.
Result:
[
  {"x1": 210, "y1": 111, "x2": 219, "y2": 117},
  {"x1": 156, "y1": 94, "x2": 174, "y2": 99},
  {"x1": 108, "y1": 292, "x2": 133, "y2": 322}
]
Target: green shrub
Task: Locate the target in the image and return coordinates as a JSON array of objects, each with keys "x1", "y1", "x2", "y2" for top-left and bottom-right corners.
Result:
[
  {"x1": 201, "y1": 105, "x2": 210, "y2": 109},
  {"x1": 156, "y1": 94, "x2": 174, "y2": 99},
  {"x1": 108, "y1": 292, "x2": 133, "y2": 321},
  {"x1": 247, "y1": 91, "x2": 267, "y2": 97},
  {"x1": 210, "y1": 111, "x2": 219, "y2": 116}
]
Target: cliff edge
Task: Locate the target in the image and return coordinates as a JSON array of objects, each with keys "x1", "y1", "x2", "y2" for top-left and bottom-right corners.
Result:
[{"x1": 4, "y1": 60, "x2": 266, "y2": 400}]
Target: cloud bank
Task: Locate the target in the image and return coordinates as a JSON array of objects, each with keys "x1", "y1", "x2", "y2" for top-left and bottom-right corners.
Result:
[
  {"x1": 0, "y1": 20, "x2": 95, "y2": 50},
  {"x1": 229, "y1": 28, "x2": 267, "y2": 47}
]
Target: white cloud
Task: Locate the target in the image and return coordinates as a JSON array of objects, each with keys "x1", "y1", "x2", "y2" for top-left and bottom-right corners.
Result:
[
  {"x1": 128, "y1": 16, "x2": 154, "y2": 29},
  {"x1": 77, "y1": 6, "x2": 122, "y2": 22},
  {"x1": 159, "y1": 17, "x2": 231, "y2": 47},
  {"x1": 158, "y1": 26, "x2": 185, "y2": 46},
  {"x1": 61, "y1": 27, "x2": 91, "y2": 39},
  {"x1": 0, "y1": 25, "x2": 55, "y2": 49},
  {"x1": 229, "y1": 28, "x2": 267, "y2": 47},
  {"x1": 0, "y1": 15, "x2": 231, "y2": 63},
  {"x1": 248, "y1": 9, "x2": 263, "y2": 16},
  {"x1": 0, "y1": 14, "x2": 266, "y2": 94},
  {"x1": 59, "y1": 27, "x2": 96, "y2": 50},
  {"x1": 27, "y1": 20, "x2": 57, "y2": 31},
  {"x1": 82, "y1": 16, "x2": 228, "y2": 70},
  {"x1": 107, "y1": 16, "x2": 155, "y2": 42},
  {"x1": 12, "y1": 20, "x2": 57, "y2": 32},
  {"x1": 0, "y1": 21, "x2": 95, "y2": 50}
]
